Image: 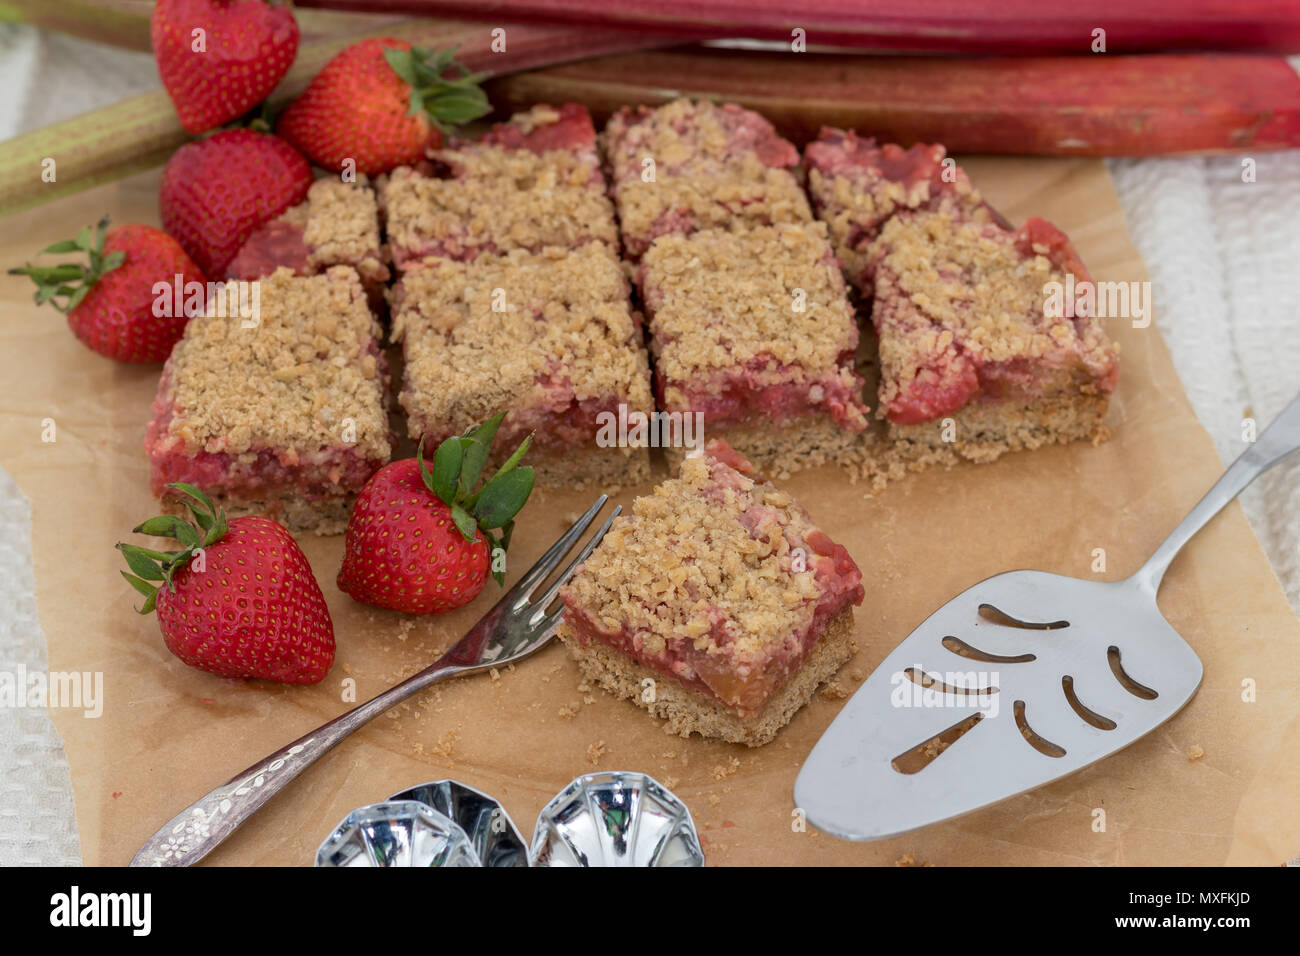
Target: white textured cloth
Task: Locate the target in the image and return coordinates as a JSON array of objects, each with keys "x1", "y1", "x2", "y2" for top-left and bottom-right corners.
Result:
[{"x1": 1, "y1": 25, "x2": 1298, "y2": 865}]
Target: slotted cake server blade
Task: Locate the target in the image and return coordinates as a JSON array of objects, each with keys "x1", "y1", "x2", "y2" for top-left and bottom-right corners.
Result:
[{"x1": 796, "y1": 391, "x2": 1300, "y2": 841}]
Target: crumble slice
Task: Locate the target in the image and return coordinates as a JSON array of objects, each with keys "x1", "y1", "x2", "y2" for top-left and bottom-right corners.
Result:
[
  {"x1": 382, "y1": 103, "x2": 617, "y2": 269},
  {"x1": 865, "y1": 211, "x2": 1120, "y2": 465},
  {"x1": 635, "y1": 221, "x2": 869, "y2": 477},
  {"x1": 145, "y1": 266, "x2": 392, "y2": 534},
  {"x1": 390, "y1": 242, "x2": 654, "y2": 489},
  {"x1": 804, "y1": 129, "x2": 997, "y2": 295},
  {"x1": 602, "y1": 98, "x2": 812, "y2": 259},
  {"x1": 227, "y1": 177, "x2": 390, "y2": 306},
  {"x1": 558, "y1": 439, "x2": 865, "y2": 747}
]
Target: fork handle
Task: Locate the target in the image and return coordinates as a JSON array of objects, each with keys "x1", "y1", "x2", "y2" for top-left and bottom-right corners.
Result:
[
  {"x1": 1134, "y1": 390, "x2": 1300, "y2": 591},
  {"x1": 129, "y1": 659, "x2": 463, "y2": 867}
]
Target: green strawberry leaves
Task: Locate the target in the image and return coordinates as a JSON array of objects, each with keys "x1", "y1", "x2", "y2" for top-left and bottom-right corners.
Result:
[
  {"x1": 383, "y1": 45, "x2": 491, "y2": 133},
  {"x1": 8, "y1": 215, "x2": 125, "y2": 314},
  {"x1": 415, "y1": 413, "x2": 535, "y2": 585},
  {"x1": 116, "y1": 483, "x2": 229, "y2": 614}
]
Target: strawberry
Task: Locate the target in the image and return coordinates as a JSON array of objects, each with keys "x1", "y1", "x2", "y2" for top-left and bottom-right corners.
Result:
[
  {"x1": 118, "y1": 484, "x2": 335, "y2": 684},
  {"x1": 152, "y1": 0, "x2": 299, "y2": 135},
  {"x1": 9, "y1": 216, "x2": 206, "y2": 363},
  {"x1": 338, "y1": 415, "x2": 535, "y2": 614},
  {"x1": 276, "y1": 39, "x2": 490, "y2": 177},
  {"x1": 159, "y1": 128, "x2": 311, "y2": 276}
]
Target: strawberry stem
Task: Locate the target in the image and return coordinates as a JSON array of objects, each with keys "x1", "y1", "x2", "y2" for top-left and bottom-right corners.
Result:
[
  {"x1": 117, "y1": 483, "x2": 229, "y2": 614},
  {"x1": 414, "y1": 414, "x2": 535, "y2": 585},
  {"x1": 8, "y1": 215, "x2": 125, "y2": 314},
  {"x1": 383, "y1": 44, "x2": 492, "y2": 133}
]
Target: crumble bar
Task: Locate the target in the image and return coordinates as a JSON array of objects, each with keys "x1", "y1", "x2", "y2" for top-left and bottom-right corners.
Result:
[
  {"x1": 804, "y1": 129, "x2": 997, "y2": 296},
  {"x1": 382, "y1": 103, "x2": 617, "y2": 269},
  {"x1": 865, "y1": 211, "x2": 1120, "y2": 465},
  {"x1": 558, "y1": 440, "x2": 865, "y2": 746},
  {"x1": 390, "y1": 242, "x2": 654, "y2": 489},
  {"x1": 634, "y1": 221, "x2": 869, "y2": 477},
  {"x1": 144, "y1": 267, "x2": 393, "y2": 534},
  {"x1": 227, "y1": 177, "x2": 390, "y2": 308},
  {"x1": 602, "y1": 98, "x2": 813, "y2": 259}
]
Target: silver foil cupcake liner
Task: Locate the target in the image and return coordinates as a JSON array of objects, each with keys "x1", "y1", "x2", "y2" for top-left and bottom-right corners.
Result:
[
  {"x1": 389, "y1": 779, "x2": 528, "y2": 868},
  {"x1": 318, "y1": 772, "x2": 704, "y2": 867},
  {"x1": 315, "y1": 800, "x2": 482, "y2": 867},
  {"x1": 529, "y1": 771, "x2": 705, "y2": 867}
]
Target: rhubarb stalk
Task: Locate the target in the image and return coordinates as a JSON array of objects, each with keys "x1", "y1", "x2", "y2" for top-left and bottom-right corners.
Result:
[
  {"x1": 487, "y1": 49, "x2": 1300, "y2": 156},
  {"x1": 0, "y1": 19, "x2": 675, "y2": 217},
  {"x1": 297, "y1": 0, "x2": 1300, "y2": 54}
]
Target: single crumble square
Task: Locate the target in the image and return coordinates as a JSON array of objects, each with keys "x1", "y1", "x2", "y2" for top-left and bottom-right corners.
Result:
[
  {"x1": 634, "y1": 221, "x2": 869, "y2": 477},
  {"x1": 144, "y1": 266, "x2": 393, "y2": 534},
  {"x1": 602, "y1": 98, "x2": 812, "y2": 259},
  {"x1": 390, "y1": 242, "x2": 654, "y2": 489},
  {"x1": 227, "y1": 176, "x2": 390, "y2": 309},
  {"x1": 805, "y1": 129, "x2": 997, "y2": 295},
  {"x1": 558, "y1": 440, "x2": 865, "y2": 746},
  {"x1": 868, "y1": 211, "x2": 1120, "y2": 463},
  {"x1": 382, "y1": 103, "x2": 618, "y2": 269}
]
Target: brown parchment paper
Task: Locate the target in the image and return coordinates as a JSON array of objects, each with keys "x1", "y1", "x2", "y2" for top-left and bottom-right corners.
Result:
[{"x1": 3, "y1": 157, "x2": 1299, "y2": 867}]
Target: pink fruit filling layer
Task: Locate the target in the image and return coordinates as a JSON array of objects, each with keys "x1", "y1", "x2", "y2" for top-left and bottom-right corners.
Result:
[{"x1": 657, "y1": 358, "x2": 868, "y2": 431}]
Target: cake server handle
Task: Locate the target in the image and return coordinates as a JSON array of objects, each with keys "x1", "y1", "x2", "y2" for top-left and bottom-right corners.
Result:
[{"x1": 1131, "y1": 389, "x2": 1300, "y2": 593}]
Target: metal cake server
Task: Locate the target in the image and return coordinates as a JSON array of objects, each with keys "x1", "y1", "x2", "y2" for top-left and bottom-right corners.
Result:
[{"x1": 796, "y1": 391, "x2": 1300, "y2": 841}]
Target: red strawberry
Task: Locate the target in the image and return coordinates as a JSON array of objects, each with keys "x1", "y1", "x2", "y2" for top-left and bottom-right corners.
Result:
[
  {"x1": 152, "y1": 0, "x2": 299, "y2": 134},
  {"x1": 118, "y1": 484, "x2": 335, "y2": 684},
  {"x1": 9, "y1": 216, "x2": 206, "y2": 363},
  {"x1": 277, "y1": 39, "x2": 490, "y2": 177},
  {"x1": 160, "y1": 128, "x2": 311, "y2": 276},
  {"x1": 338, "y1": 415, "x2": 535, "y2": 614}
]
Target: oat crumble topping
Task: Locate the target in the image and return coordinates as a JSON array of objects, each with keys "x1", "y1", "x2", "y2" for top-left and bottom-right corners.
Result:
[
  {"x1": 562, "y1": 450, "x2": 837, "y2": 663},
  {"x1": 283, "y1": 177, "x2": 383, "y2": 269},
  {"x1": 162, "y1": 267, "x2": 388, "y2": 459},
  {"x1": 603, "y1": 98, "x2": 811, "y2": 254},
  {"x1": 391, "y1": 242, "x2": 652, "y2": 439},
  {"x1": 637, "y1": 222, "x2": 859, "y2": 400},
  {"x1": 805, "y1": 132, "x2": 991, "y2": 290},
  {"x1": 382, "y1": 149, "x2": 616, "y2": 260}
]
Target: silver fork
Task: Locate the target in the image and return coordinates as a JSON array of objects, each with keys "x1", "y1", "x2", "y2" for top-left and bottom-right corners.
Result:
[{"x1": 130, "y1": 495, "x2": 619, "y2": 867}]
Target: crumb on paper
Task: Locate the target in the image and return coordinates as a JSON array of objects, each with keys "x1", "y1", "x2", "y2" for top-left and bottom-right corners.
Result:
[
  {"x1": 489, "y1": 667, "x2": 501, "y2": 682},
  {"x1": 587, "y1": 740, "x2": 607, "y2": 764},
  {"x1": 708, "y1": 793, "x2": 721, "y2": 808},
  {"x1": 1188, "y1": 744, "x2": 1205, "y2": 761},
  {"x1": 820, "y1": 680, "x2": 849, "y2": 700},
  {"x1": 712, "y1": 757, "x2": 740, "y2": 780},
  {"x1": 431, "y1": 730, "x2": 458, "y2": 759},
  {"x1": 558, "y1": 702, "x2": 580, "y2": 719},
  {"x1": 663, "y1": 776, "x2": 679, "y2": 789},
  {"x1": 895, "y1": 853, "x2": 934, "y2": 867}
]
